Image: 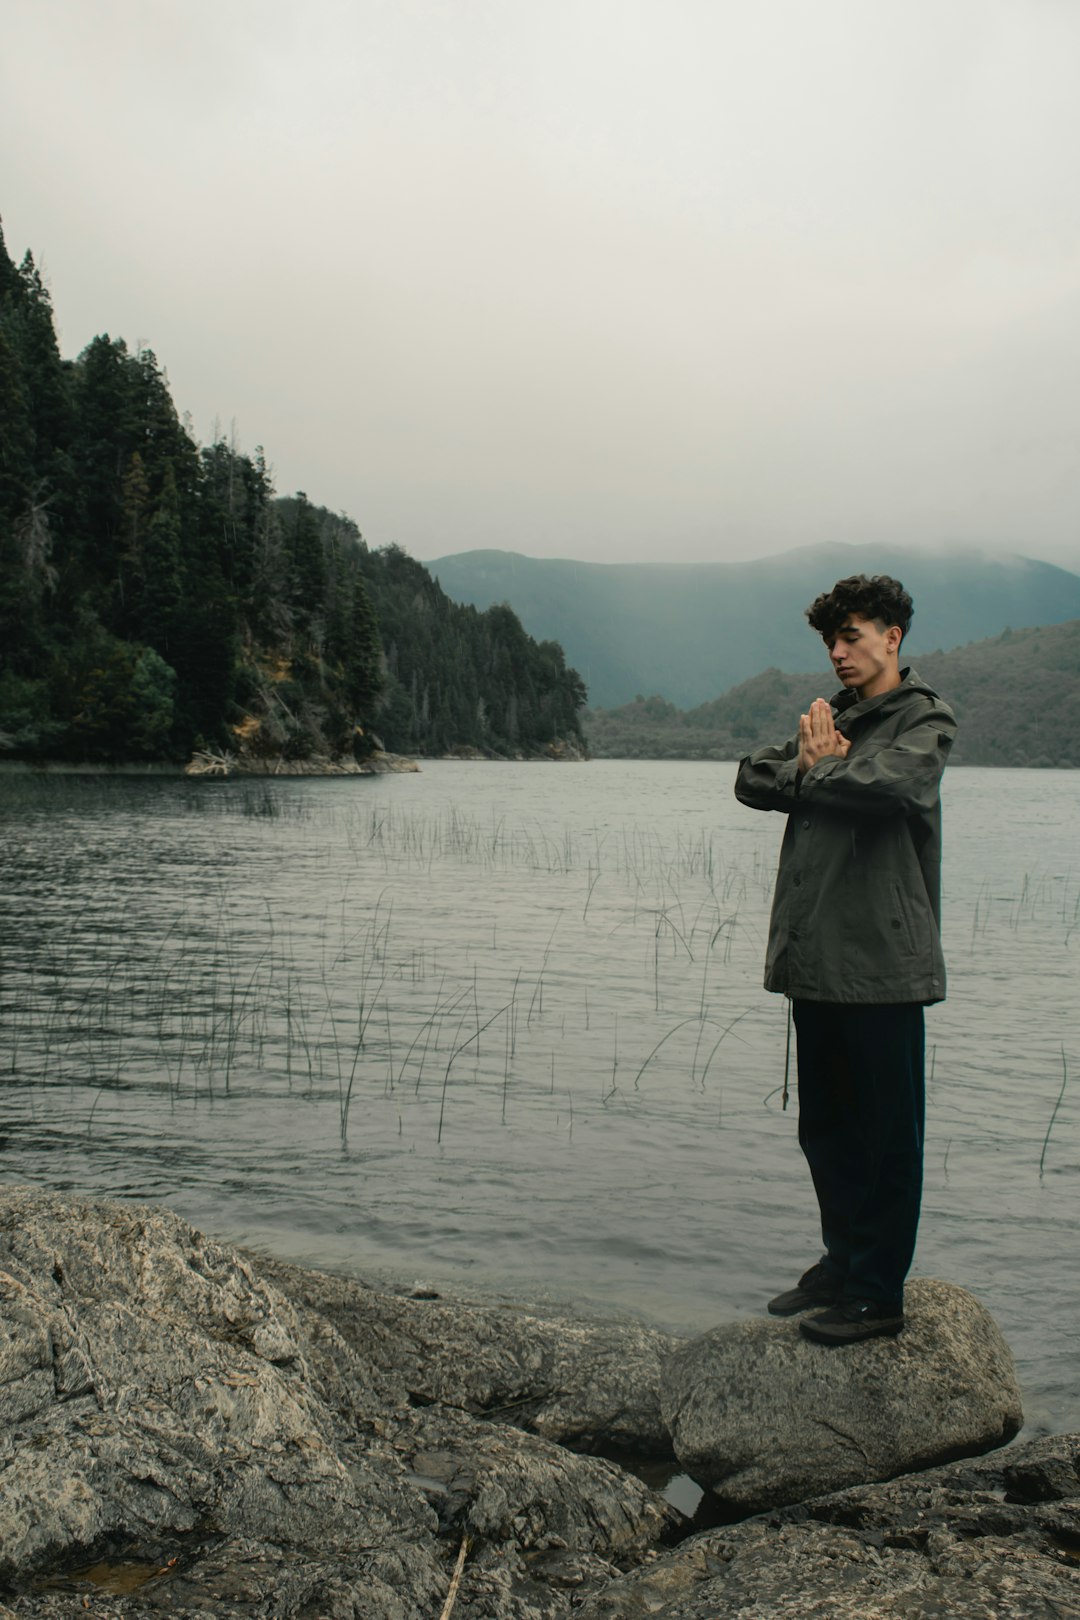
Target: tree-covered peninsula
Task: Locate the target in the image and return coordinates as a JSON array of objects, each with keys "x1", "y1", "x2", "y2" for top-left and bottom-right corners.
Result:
[{"x1": 0, "y1": 224, "x2": 586, "y2": 766}]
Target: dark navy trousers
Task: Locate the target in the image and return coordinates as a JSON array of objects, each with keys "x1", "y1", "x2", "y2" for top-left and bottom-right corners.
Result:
[{"x1": 793, "y1": 1000, "x2": 925, "y2": 1312}]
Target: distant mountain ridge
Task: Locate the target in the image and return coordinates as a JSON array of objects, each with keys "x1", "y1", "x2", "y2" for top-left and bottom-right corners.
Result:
[
  {"x1": 584, "y1": 618, "x2": 1080, "y2": 768},
  {"x1": 430, "y1": 544, "x2": 1080, "y2": 709}
]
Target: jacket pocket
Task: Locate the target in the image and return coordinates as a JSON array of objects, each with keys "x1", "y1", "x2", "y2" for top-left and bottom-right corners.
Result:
[{"x1": 890, "y1": 882, "x2": 921, "y2": 957}]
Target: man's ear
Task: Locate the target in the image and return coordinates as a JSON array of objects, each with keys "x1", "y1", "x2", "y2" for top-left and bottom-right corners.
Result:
[{"x1": 886, "y1": 625, "x2": 903, "y2": 656}]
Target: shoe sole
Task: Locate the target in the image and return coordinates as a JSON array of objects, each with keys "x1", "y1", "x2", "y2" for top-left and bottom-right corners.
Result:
[
  {"x1": 799, "y1": 1316, "x2": 904, "y2": 1345},
  {"x1": 767, "y1": 1293, "x2": 843, "y2": 1318}
]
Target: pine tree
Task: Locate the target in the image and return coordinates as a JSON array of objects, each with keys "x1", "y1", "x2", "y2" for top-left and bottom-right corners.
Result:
[
  {"x1": 0, "y1": 323, "x2": 36, "y2": 664},
  {"x1": 143, "y1": 464, "x2": 183, "y2": 655},
  {"x1": 346, "y1": 573, "x2": 383, "y2": 719},
  {"x1": 287, "y1": 492, "x2": 326, "y2": 636},
  {"x1": 0, "y1": 231, "x2": 72, "y2": 683}
]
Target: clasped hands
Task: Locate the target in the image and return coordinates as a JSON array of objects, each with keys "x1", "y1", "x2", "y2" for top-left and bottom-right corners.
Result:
[{"x1": 798, "y1": 697, "x2": 850, "y2": 775}]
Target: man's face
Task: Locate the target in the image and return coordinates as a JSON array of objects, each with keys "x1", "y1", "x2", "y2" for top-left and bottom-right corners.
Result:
[{"x1": 823, "y1": 613, "x2": 902, "y2": 699}]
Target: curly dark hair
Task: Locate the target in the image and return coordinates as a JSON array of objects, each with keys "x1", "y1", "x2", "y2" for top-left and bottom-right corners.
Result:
[{"x1": 805, "y1": 574, "x2": 914, "y2": 642}]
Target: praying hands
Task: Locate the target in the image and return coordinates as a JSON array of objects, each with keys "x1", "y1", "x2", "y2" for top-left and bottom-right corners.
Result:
[{"x1": 797, "y1": 697, "x2": 851, "y2": 775}]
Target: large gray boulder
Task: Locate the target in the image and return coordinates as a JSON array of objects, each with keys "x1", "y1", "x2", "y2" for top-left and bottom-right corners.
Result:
[
  {"x1": 660, "y1": 1276, "x2": 1023, "y2": 1516},
  {"x1": 0, "y1": 1188, "x2": 445, "y2": 1613},
  {"x1": 578, "y1": 1432, "x2": 1080, "y2": 1620},
  {"x1": 0, "y1": 1187, "x2": 678, "y2": 1617},
  {"x1": 661, "y1": 1277, "x2": 1023, "y2": 1514}
]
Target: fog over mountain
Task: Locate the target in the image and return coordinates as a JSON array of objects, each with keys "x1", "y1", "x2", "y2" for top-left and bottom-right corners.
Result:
[
  {"x1": 431, "y1": 544, "x2": 1080, "y2": 709},
  {"x1": 5, "y1": 3, "x2": 1080, "y2": 573}
]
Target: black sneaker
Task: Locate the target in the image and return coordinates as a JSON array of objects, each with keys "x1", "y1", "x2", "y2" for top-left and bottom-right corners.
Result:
[
  {"x1": 767, "y1": 1262, "x2": 845, "y2": 1317},
  {"x1": 799, "y1": 1298, "x2": 905, "y2": 1345}
]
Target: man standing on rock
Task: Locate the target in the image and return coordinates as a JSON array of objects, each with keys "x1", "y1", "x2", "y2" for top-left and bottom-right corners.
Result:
[{"x1": 734, "y1": 574, "x2": 957, "y2": 1345}]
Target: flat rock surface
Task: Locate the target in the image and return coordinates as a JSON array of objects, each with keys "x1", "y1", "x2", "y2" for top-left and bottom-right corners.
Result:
[
  {"x1": 661, "y1": 1277, "x2": 1023, "y2": 1513},
  {"x1": 254, "y1": 1250, "x2": 679, "y2": 1455},
  {"x1": 578, "y1": 1432, "x2": 1080, "y2": 1619}
]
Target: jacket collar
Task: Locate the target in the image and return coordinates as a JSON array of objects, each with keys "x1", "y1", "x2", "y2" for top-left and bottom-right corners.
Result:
[{"x1": 833, "y1": 666, "x2": 937, "y2": 722}]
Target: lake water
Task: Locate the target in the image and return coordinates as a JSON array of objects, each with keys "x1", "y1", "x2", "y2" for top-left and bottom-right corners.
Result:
[{"x1": 1, "y1": 761, "x2": 1076, "y2": 1437}]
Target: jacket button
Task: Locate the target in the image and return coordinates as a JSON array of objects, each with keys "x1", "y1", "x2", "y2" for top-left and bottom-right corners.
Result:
[
  {"x1": 801, "y1": 819, "x2": 810, "y2": 829},
  {"x1": 793, "y1": 876, "x2": 802, "y2": 887}
]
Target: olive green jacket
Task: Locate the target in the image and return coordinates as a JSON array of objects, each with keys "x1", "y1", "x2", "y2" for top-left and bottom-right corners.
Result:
[{"x1": 734, "y1": 669, "x2": 957, "y2": 1004}]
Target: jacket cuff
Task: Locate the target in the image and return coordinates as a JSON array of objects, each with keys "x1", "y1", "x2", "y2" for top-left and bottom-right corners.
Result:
[
  {"x1": 799, "y1": 756, "x2": 842, "y2": 796},
  {"x1": 774, "y1": 757, "x2": 802, "y2": 798}
]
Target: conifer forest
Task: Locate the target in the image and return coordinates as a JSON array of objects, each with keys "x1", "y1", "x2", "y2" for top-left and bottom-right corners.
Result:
[{"x1": 0, "y1": 224, "x2": 587, "y2": 765}]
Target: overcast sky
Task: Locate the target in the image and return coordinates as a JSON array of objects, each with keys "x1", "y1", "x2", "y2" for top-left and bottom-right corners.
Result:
[{"x1": 4, "y1": 0, "x2": 1079, "y2": 571}]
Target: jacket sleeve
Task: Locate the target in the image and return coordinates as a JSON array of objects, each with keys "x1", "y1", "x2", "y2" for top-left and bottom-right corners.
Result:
[
  {"x1": 733, "y1": 734, "x2": 802, "y2": 812},
  {"x1": 798, "y1": 701, "x2": 957, "y2": 819}
]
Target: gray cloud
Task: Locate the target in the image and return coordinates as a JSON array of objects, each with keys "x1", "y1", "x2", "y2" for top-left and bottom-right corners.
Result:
[{"x1": 5, "y1": 0, "x2": 1079, "y2": 568}]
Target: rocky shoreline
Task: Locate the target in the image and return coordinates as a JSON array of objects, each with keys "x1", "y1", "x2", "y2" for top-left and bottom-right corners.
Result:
[
  {"x1": 183, "y1": 748, "x2": 421, "y2": 777},
  {"x1": 0, "y1": 740, "x2": 586, "y2": 777},
  {"x1": 1, "y1": 1187, "x2": 1077, "y2": 1618}
]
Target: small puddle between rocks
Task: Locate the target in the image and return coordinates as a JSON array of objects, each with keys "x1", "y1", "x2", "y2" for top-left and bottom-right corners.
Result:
[
  {"x1": 38, "y1": 1556, "x2": 177, "y2": 1595},
  {"x1": 30, "y1": 1539, "x2": 206, "y2": 1601}
]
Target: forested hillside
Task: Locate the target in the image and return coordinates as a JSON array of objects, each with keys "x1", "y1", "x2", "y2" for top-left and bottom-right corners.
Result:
[
  {"x1": 585, "y1": 620, "x2": 1080, "y2": 768},
  {"x1": 0, "y1": 224, "x2": 585, "y2": 765},
  {"x1": 275, "y1": 500, "x2": 586, "y2": 758}
]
